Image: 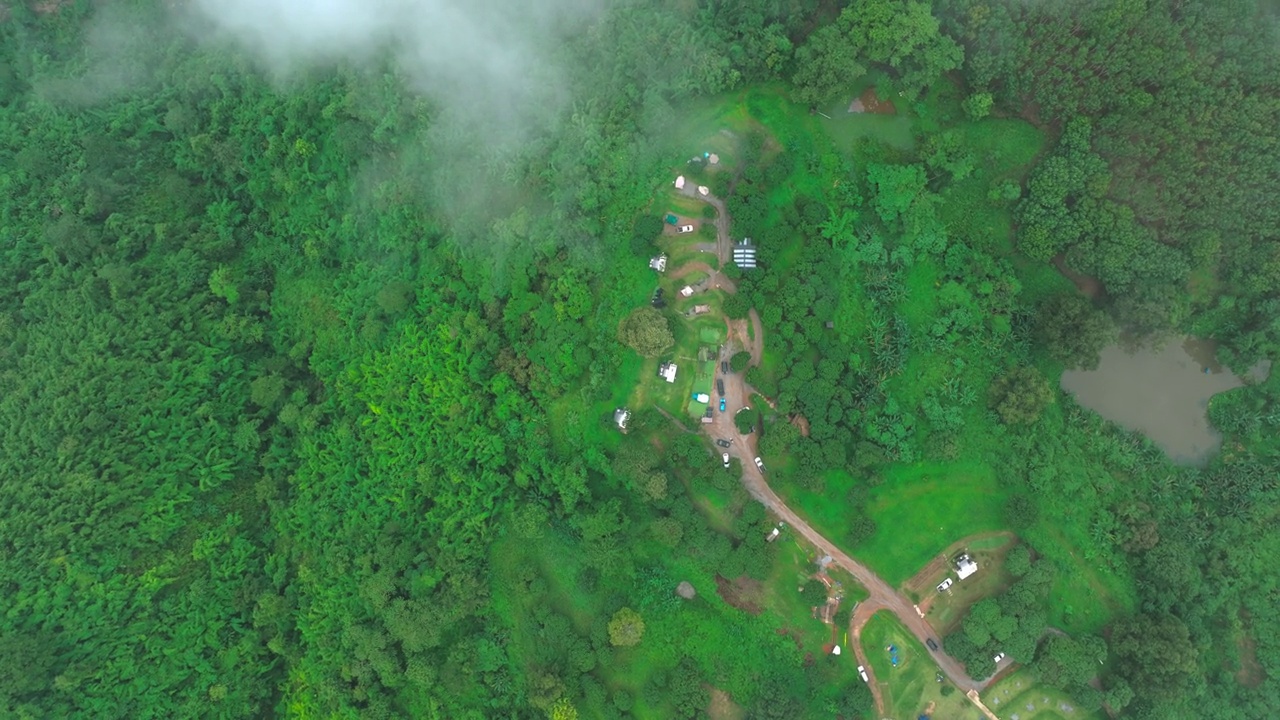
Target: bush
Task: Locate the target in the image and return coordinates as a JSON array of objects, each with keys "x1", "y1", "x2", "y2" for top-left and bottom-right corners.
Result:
[{"x1": 730, "y1": 350, "x2": 752, "y2": 372}]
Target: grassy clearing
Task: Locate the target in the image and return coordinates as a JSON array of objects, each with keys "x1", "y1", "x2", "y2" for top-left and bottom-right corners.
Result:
[
  {"x1": 861, "y1": 462, "x2": 1008, "y2": 585},
  {"x1": 984, "y1": 669, "x2": 1105, "y2": 720},
  {"x1": 924, "y1": 538, "x2": 1018, "y2": 634},
  {"x1": 861, "y1": 611, "x2": 982, "y2": 720}
]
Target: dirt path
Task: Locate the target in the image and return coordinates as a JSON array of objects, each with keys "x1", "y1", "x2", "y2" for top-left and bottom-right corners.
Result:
[
  {"x1": 672, "y1": 185, "x2": 1003, "y2": 716},
  {"x1": 850, "y1": 603, "x2": 886, "y2": 712},
  {"x1": 901, "y1": 531, "x2": 1016, "y2": 602}
]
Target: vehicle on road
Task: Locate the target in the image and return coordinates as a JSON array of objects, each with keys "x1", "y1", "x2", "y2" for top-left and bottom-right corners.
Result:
[
  {"x1": 715, "y1": 438, "x2": 731, "y2": 448},
  {"x1": 716, "y1": 379, "x2": 725, "y2": 396},
  {"x1": 722, "y1": 453, "x2": 730, "y2": 468},
  {"x1": 993, "y1": 652, "x2": 1006, "y2": 663},
  {"x1": 936, "y1": 578, "x2": 953, "y2": 592},
  {"x1": 754, "y1": 457, "x2": 764, "y2": 470},
  {"x1": 719, "y1": 397, "x2": 726, "y2": 412},
  {"x1": 720, "y1": 361, "x2": 728, "y2": 373},
  {"x1": 857, "y1": 665, "x2": 869, "y2": 683},
  {"x1": 677, "y1": 224, "x2": 694, "y2": 233},
  {"x1": 926, "y1": 638, "x2": 939, "y2": 651}
]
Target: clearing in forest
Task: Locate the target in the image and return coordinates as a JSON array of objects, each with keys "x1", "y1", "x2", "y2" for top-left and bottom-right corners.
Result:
[
  {"x1": 983, "y1": 669, "x2": 1106, "y2": 720},
  {"x1": 860, "y1": 611, "x2": 982, "y2": 720}
]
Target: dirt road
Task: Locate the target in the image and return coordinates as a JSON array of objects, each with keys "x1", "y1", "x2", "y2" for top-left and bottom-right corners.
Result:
[{"x1": 683, "y1": 186, "x2": 997, "y2": 711}]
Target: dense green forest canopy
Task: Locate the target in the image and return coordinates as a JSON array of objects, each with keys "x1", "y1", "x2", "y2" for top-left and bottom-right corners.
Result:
[{"x1": 1, "y1": 0, "x2": 1278, "y2": 718}]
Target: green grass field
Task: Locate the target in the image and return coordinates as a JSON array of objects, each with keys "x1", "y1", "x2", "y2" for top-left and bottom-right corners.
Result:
[
  {"x1": 861, "y1": 462, "x2": 1008, "y2": 585},
  {"x1": 924, "y1": 537, "x2": 1018, "y2": 634},
  {"x1": 861, "y1": 611, "x2": 982, "y2": 720},
  {"x1": 984, "y1": 669, "x2": 1106, "y2": 720}
]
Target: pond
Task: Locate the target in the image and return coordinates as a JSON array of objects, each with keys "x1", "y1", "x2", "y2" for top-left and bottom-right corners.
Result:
[{"x1": 1060, "y1": 337, "x2": 1270, "y2": 466}]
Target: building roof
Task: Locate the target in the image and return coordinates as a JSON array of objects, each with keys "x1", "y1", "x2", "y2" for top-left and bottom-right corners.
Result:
[
  {"x1": 955, "y1": 555, "x2": 978, "y2": 580},
  {"x1": 659, "y1": 363, "x2": 677, "y2": 383},
  {"x1": 675, "y1": 175, "x2": 686, "y2": 189},
  {"x1": 679, "y1": 285, "x2": 694, "y2": 297},
  {"x1": 649, "y1": 255, "x2": 667, "y2": 272},
  {"x1": 733, "y1": 246, "x2": 757, "y2": 269}
]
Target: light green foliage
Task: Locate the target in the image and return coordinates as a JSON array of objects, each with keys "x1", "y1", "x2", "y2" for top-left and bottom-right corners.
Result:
[
  {"x1": 989, "y1": 366, "x2": 1054, "y2": 425},
  {"x1": 867, "y1": 162, "x2": 928, "y2": 224},
  {"x1": 617, "y1": 306, "x2": 675, "y2": 357},
  {"x1": 961, "y1": 92, "x2": 993, "y2": 120},
  {"x1": 607, "y1": 607, "x2": 646, "y2": 647}
]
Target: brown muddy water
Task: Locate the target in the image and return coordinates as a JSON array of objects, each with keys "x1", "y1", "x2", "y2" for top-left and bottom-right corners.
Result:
[{"x1": 1061, "y1": 337, "x2": 1270, "y2": 466}]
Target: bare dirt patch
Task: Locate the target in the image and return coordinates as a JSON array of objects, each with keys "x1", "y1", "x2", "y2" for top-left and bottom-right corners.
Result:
[
  {"x1": 848, "y1": 87, "x2": 898, "y2": 115},
  {"x1": 789, "y1": 413, "x2": 811, "y2": 437},
  {"x1": 1236, "y1": 631, "x2": 1264, "y2": 688},
  {"x1": 1052, "y1": 253, "x2": 1105, "y2": 299},
  {"x1": 715, "y1": 574, "x2": 763, "y2": 615},
  {"x1": 707, "y1": 687, "x2": 745, "y2": 720},
  {"x1": 32, "y1": 0, "x2": 68, "y2": 14}
]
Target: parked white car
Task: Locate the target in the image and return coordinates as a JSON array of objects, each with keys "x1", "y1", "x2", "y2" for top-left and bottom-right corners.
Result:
[
  {"x1": 937, "y1": 578, "x2": 953, "y2": 592},
  {"x1": 857, "y1": 665, "x2": 869, "y2": 683},
  {"x1": 677, "y1": 224, "x2": 695, "y2": 233},
  {"x1": 993, "y1": 652, "x2": 1007, "y2": 664},
  {"x1": 722, "y1": 453, "x2": 730, "y2": 468},
  {"x1": 754, "y1": 456, "x2": 764, "y2": 470}
]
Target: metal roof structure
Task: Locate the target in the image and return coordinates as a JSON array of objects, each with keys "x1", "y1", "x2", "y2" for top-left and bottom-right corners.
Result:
[{"x1": 733, "y1": 240, "x2": 757, "y2": 269}]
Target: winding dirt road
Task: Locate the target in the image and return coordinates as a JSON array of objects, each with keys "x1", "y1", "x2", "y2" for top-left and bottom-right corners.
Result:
[{"x1": 684, "y1": 186, "x2": 1000, "y2": 715}]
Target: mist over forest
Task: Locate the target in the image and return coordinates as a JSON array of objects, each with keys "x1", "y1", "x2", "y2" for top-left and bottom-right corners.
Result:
[{"x1": 1, "y1": 1, "x2": 1278, "y2": 719}]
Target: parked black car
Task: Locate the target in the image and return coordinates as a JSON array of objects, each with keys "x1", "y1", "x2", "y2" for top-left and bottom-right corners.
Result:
[
  {"x1": 716, "y1": 379, "x2": 725, "y2": 396},
  {"x1": 926, "y1": 638, "x2": 939, "y2": 651},
  {"x1": 715, "y1": 439, "x2": 731, "y2": 448},
  {"x1": 720, "y1": 361, "x2": 728, "y2": 373}
]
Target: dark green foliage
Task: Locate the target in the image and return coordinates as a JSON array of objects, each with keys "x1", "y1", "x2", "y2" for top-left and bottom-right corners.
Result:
[
  {"x1": 800, "y1": 578, "x2": 829, "y2": 608},
  {"x1": 3, "y1": 1, "x2": 1279, "y2": 718},
  {"x1": 1037, "y1": 295, "x2": 1115, "y2": 370},
  {"x1": 730, "y1": 350, "x2": 753, "y2": 372},
  {"x1": 1109, "y1": 614, "x2": 1199, "y2": 695}
]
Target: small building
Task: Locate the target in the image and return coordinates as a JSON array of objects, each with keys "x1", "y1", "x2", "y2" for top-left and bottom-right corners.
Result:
[
  {"x1": 832, "y1": 645, "x2": 842, "y2": 656},
  {"x1": 955, "y1": 553, "x2": 978, "y2": 581},
  {"x1": 658, "y1": 362, "x2": 678, "y2": 383},
  {"x1": 690, "y1": 304, "x2": 710, "y2": 316},
  {"x1": 613, "y1": 408, "x2": 631, "y2": 432},
  {"x1": 679, "y1": 285, "x2": 694, "y2": 298},
  {"x1": 766, "y1": 527, "x2": 780, "y2": 543},
  {"x1": 675, "y1": 175, "x2": 686, "y2": 190},
  {"x1": 733, "y1": 238, "x2": 757, "y2": 269},
  {"x1": 693, "y1": 392, "x2": 710, "y2": 403},
  {"x1": 708, "y1": 153, "x2": 720, "y2": 165},
  {"x1": 649, "y1": 254, "x2": 667, "y2": 272},
  {"x1": 697, "y1": 185, "x2": 709, "y2": 196},
  {"x1": 701, "y1": 409, "x2": 713, "y2": 424}
]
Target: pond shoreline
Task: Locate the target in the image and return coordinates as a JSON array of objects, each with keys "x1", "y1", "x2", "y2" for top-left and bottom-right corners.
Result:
[{"x1": 1061, "y1": 336, "x2": 1269, "y2": 466}]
